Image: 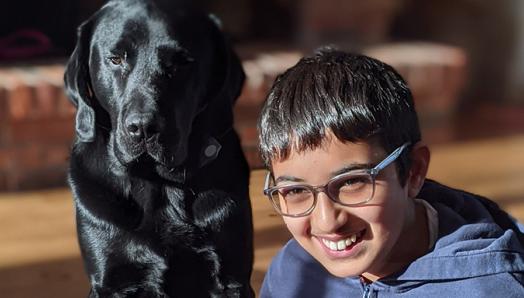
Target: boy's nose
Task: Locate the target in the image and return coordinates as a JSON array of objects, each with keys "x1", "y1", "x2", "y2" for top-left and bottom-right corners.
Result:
[{"x1": 312, "y1": 193, "x2": 347, "y2": 232}]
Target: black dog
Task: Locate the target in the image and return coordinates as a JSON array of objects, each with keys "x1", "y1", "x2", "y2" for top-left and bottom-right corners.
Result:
[{"x1": 64, "y1": 0, "x2": 253, "y2": 297}]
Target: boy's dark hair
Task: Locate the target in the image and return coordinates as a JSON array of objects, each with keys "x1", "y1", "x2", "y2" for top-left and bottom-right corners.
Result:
[{"x1": 257, "y1": 48, "x2": 421, "y2": 185}]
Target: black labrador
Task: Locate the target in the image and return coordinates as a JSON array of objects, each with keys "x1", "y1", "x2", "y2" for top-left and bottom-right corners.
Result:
[{"x1": 64, "y1": 0, "x2": 254, "y2": 297}]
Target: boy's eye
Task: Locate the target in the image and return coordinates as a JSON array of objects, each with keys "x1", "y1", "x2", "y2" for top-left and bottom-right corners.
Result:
[
  {"x1": 280, "y1": 186, "x2": 311, "y2": 200},
  {"x1": 338, "y1": 175, "x2": 370, "y2": 192},
  {"x1": 287, "y1": 188, "x2": 307, "y2": 195},
  {"x1": 343, "y1": 177, "x2": 365, "y2": 185}
]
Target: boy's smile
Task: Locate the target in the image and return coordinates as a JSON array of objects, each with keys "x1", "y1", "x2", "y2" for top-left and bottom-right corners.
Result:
[{"x1": 271, "y1": 135, "x2": 428, "y2": 280}]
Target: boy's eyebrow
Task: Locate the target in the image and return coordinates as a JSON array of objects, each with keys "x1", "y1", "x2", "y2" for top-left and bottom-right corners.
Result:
[
  {"x1": 274, "y1": 163, "x2": 374, "y2": 185},
  {"x1": 330, "y1": 163, "x2": 373, "y2": 177},
  {"x1": 275, "y1": 175, "x2": 304, "y2": 184}
]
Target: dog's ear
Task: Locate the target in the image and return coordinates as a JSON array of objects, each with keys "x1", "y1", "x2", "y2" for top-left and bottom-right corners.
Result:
[
  {"x1": 208, "y1": 14, "x2": 245, "y2": 106},
  {"x1": 64, "y1": 19, "x2": 96, "y2": 143}
]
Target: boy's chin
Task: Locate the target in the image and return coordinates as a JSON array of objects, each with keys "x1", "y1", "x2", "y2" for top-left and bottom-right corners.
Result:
[
  {"x1": 320, "y1": 258, "x2": 367, "y2": 278},
  {"x1": 306, "y1": 238, "x2": 370, "y2": 278}
]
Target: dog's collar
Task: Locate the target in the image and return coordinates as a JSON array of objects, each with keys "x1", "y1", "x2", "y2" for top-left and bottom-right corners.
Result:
[
  {"x1": 177, "y1": 132, "x2": 225, "y2": 196},
  {"x1": 178, "y1": 135, "x2": 222, "y2": 196}
]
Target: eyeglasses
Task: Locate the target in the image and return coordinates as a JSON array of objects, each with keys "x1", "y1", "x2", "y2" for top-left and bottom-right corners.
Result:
[{"x1": 263, "y1": 143, "x2": 410, "y2": 217}]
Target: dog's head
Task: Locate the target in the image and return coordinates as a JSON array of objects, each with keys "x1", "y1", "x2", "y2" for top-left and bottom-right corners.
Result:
[{"x1": 64, "y1": 0, "x2": 244, "y2": 177}]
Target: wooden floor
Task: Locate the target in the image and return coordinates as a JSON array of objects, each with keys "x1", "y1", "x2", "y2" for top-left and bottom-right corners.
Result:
[{"x1": 1, "y1": 134, "x2": 524, "y2": 297}]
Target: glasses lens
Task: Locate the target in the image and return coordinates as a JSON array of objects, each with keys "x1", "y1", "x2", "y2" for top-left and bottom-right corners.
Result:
[
  {"x1": 269, "y1": 185, "x2": 314, "y2": 216},
  {"x1": 328, "y1": 172, "x2": 374, "y2": 205}
]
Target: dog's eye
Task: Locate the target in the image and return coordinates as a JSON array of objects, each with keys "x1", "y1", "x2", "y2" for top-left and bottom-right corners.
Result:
[
  {"x1": 175, "y1": 55, "x2": 194, "y2": 66},
  {"x1": 171, "y1": 51, "x2": 194, "y2": 67},
  {"x1": 109, "y1": 56, "x2": 123, "y2": 65},
  {"x1": 163, "y1": 56, "x2": 193, "y2": 77}
]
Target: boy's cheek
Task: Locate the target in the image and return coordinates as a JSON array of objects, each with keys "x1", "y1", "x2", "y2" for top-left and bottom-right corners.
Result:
[
  {"x1": 368, "y1": 190, "x2": 411, "y2": 226},
  {"x1": 283, "y1": 217, "x2": 310, "y2": 236}
]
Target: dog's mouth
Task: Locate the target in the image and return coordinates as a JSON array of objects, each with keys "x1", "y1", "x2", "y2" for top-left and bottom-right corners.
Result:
[
  {"x1": 125, "y1": 152, "x2": 185, "y2": 182},
  {"x1": 114, "y1": 133, "x2": 187, "y2": 180}
]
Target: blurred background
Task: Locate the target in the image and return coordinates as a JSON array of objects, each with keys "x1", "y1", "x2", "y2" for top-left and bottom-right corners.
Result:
[{"x1": 1, "y1": 0, "x2": 523, "y2": 297}]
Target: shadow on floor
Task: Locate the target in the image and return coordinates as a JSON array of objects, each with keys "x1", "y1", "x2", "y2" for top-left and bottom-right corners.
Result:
[
  {"x1": 0, "y1": 257, "x2": 89, "y2": 298},
  {"x1": 0, "y1": 257, "x2": 272, "y2": 297}
]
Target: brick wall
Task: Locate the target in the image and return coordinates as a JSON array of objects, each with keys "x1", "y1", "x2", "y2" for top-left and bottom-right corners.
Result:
[
  {"x1": 0, "y1": 59, "x2": 281, "y2": 191},
  {"x1": 0, "y1": 43, "x2": 466, "y2": 191},
  {"x1": 236, "y1": 51, "x2": 304, "y2": 169},
  {"x1": 365, "y1": 42, "x2": 467, "y2": 124},
  {"x1": 0, "y1": 64, "x2": 75, "y2": 191},
  {"x1": 298, "y1": 0, "x2": 404, "y2": 47},
  {"x1": 0, "y1": 54, "x2": 293, "y2": 191}
]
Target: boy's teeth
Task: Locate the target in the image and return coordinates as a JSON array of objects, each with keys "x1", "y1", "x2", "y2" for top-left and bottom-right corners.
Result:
[{"x1": 322, "y1": 232, "x2": 361, "y2": 251}]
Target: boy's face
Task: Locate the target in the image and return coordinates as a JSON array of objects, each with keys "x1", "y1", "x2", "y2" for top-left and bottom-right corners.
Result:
[{"x1": 270, "y1": 136, "x2": 422, "y2": 279}]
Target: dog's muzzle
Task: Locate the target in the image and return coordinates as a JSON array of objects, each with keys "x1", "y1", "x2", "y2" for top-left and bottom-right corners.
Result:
[
  {"x1": 115, "y1": 111, "x2": 166, "y2": 164},
  {"x1": 124, "y1": 112, "x2": 159, "y2": 142}
]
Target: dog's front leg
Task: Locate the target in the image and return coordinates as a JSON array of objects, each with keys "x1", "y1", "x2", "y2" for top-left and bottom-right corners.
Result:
[
  {"x1": 191, "y1": 190, "x2": 254, "y2": 298},
  {"x1": 163, "y1": 186, "x2": 240, "y2": 297}
]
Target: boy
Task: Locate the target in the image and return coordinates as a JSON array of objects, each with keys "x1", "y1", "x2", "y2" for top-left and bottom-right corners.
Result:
[{"x1": 257, "y1": 49, "x2": 524, "y2": 297}]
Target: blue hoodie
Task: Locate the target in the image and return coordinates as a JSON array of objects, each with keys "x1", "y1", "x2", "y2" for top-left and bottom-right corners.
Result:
[{"x1": 260, "y1": 180, "x2": 524, "y2": 297}]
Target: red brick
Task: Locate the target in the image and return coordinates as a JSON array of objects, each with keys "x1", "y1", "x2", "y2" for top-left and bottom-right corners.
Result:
[
  {"x1": 0, "y1": 87, "x2": 5, "y2": 113},
  {"x1": 11, "y1": 144, "x2": 68, "y2": 170},
  {"x1": 57, "y1": 88, "x2": 76, "y2": 118},
  {"x1": 10, "y1": 86, "x2": 34, "y2": 121},
  {"x1": 0, "y1": 146, "x2": 13, "y2": 190},
  {"x1": 7, "y1": 165, "x2": 69, "y2": 191},
  {"x1": 32, "y1": 170, "x2": 68, "y2": 189},
  {"x1": 35, "y1": 64, "x2": 75, "y2": 119},
  {"x1": 301, "y1": 0, "x2": 402, "y2": 44},
  {"x1": 239, "y1": 52, "x2": 302, "y2": 107},
  {"x1": 0, "y1": 146, "x2": 11, "y2": 171},
  {"x1": 244, "y1": 146, "x2": 264, "y2": 170},
  {"x1": 2, "y1": 143, "x2": 70, "y2": 191},
  {"x1": 364, "y1": 42, "x2": 467, "y2": 121},
  {"x1": 0, "y1": 172, "x2": 7, "y2": 190},
  {"x1": 0, "y1": 88, "x2": 8, "y2": 146},
  {"x1": 45, "y1": 144, "x2": 71, "y2": 166},
  {"x1": 238, "y1": 126, "x2": 258, "y2": 147},
  {"x1": 9, "y1": 119, "x2": 74, "y2": 145},
  {"x1": 2, "y1": 70, "x2": 32, "y2": 121},
  {"x1": 34, "y1": 82, "x2": 59, "y2": 119},
  {"x1": 35, "y1": 64, "x2": 65, "y2": 86}
]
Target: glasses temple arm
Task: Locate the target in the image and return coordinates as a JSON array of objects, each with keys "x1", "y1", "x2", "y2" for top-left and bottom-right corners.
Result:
[
  {"x1": 263, "y1": 171, "x2": 271, "y2": 195},
  {"x1": 371, "y1": 142, "x2": 410, "y2": 174}
]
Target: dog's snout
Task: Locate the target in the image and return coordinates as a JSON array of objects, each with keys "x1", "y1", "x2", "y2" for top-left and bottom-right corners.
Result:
[{"x1": 124, "y1": 112, "x2": 158, "y2": 140}]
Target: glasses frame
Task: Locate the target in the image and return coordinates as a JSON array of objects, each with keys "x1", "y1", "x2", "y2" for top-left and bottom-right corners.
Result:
[{"x1": 263, "y1": 142, "x2": 411, "y2": 217}]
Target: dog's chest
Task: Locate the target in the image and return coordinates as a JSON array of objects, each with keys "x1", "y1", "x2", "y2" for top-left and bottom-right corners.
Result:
[{"x1": 130, "y1": 182, "x2": 198, "y2": 238}]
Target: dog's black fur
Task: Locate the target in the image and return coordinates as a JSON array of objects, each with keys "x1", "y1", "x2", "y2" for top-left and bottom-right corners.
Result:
[{"x1": 64, "y1": 0, "x2": 254, "y2": 297}]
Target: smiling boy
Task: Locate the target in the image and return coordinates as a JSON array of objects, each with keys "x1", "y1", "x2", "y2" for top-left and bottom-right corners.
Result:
[{"x1": 257, "y1": 49, "x2": 524, "y2": 297}]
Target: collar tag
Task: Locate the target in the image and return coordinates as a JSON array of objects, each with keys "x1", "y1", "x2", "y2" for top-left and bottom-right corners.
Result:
[{"x1": 199, "y1": 137, "x2": 221, "y2": 168}]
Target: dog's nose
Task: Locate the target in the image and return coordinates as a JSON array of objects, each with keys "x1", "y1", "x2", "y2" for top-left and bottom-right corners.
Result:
[{"x1": 124, "y1": 113, "x2": 158, "y2": 140}]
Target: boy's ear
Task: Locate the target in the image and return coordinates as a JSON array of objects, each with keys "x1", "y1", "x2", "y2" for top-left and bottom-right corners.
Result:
[{"x1": 407, "y1": 142, "x2": 431, "y2": 198}]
